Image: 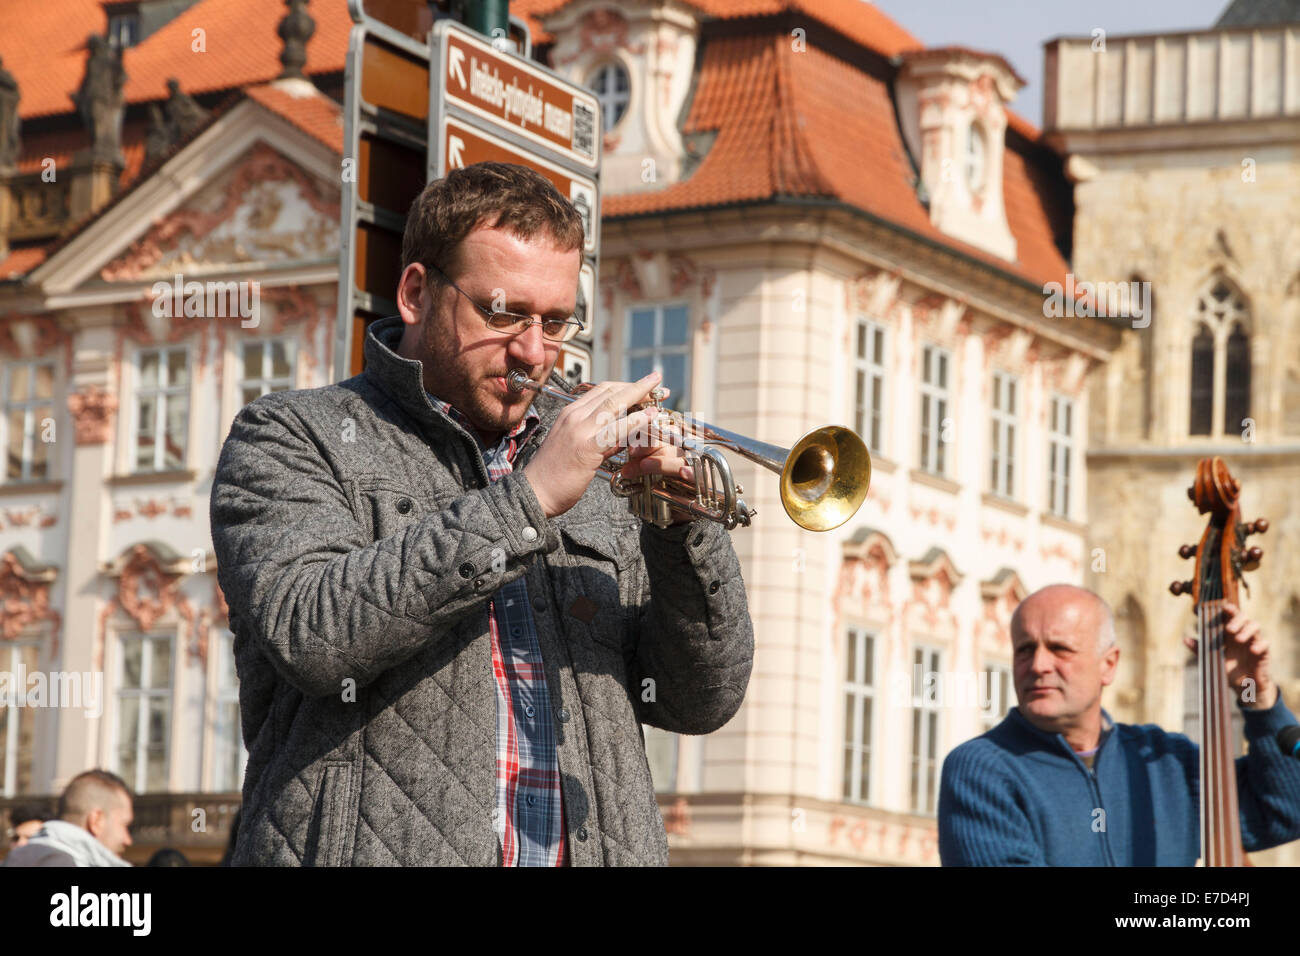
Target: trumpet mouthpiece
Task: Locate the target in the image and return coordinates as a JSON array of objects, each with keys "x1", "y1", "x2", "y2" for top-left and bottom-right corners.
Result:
[{"x1": 506, "y1": 370, "x2": 533, "y2": 393}]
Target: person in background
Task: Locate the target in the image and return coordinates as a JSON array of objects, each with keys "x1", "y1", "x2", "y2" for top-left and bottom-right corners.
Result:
[
  {"x1": 2, "y1": 769, "x2": 133, "y2": 867},
  {"x1": 938, "y1": 584, "x2": 1300, "y2": 865},
  {"x1": 4, "y1": 804, "x2": 47, "y2": 852}
]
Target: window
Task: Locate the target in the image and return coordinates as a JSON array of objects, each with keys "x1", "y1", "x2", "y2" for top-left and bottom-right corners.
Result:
[
  {"x1": 0, "y1": 641, "x2": 40, "y2": 796},
  {"x1": 965, "y1": 124, "x2": 987, "y2": 192},
  {"x1": 1047, "y1": 394, "x2": 1073, "y2": 518},
  {"x1": 910, "y1": 646, "x2": 942, "y2": 814},
  {"x1": 854, "y1": 319, "x2": 886, "y2": 454},
  {"x1": 1225, "y1": 323, "x2": 1251, "y2": 436},
  {"x1": 3, "y1": 361, "x2": 54, "y2": 482},
  {"x1": 108, "y1": 14, "x2": 140, "y2": 49},
  {"x1": 239, "y1": 339, "x2": 295, "y2": 407},
  {"x1": 919, "y1": 345, "x2": 950, "y2": 475},
  {"x1": 625, "y1": 305, "x2": 690, "y2": 412},
  {"x1": 842, "y1": 628, "x2": 876, "y2": 803},
  {"x1": 989, "y1": 371, "x2": 1018, "y2": 497},
  {"x1": 643, "y1": 726, "x2": 678, "y2": 792},
  {"x1": 116, "y1": 633, "x2": 172, "y2": 794},
  {"x1": 588, "y1": 62, "x2": 630, "y2": 132},
  {"x1": 212, "y1": 631, "x2": 245, "y2": 792},
  {"x1": 981, "y1": 665, "x2": 1012, "y2": 732},
  {"x1": 135, "y1": 347, "x2": 189, "y2": 471},
  {"x1": 1189, "y1": 277, "x2": 1252, "y2": 438},
  {"x1": 1190, "y1": 325, "x2": 1214, "y2": 435}
]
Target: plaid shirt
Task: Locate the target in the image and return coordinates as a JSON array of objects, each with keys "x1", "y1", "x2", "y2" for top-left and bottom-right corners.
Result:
[{"x1": 427, "y1": 393, "x2": 566, "y2": 866}]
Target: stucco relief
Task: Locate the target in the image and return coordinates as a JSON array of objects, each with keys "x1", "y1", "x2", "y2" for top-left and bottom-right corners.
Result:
[
  {"x1": 0, "y1": 505, "x2": 59, "y2": 530},
  {"x1": 67, "y1": 385, "x2": 119, "y2": 445},
  {"x1": 554, "y1": 7, "x2": 646, "y2": 66},
  {"x1": 99, "y1": 543, "x2": 206, "y2": 669},
  {"x1": 0, "y1": 549, "x2": 61, "y2": 647},
  {"x1": 99, "y1": 142, "x2": 340, "y2": 282}
]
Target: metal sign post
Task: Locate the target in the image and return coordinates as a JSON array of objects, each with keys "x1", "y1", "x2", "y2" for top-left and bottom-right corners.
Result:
[{"x1": 335, "y1": 6, "x2": 603, "y2": 381}]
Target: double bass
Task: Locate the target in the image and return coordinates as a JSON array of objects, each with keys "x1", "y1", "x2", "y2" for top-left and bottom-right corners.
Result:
[{"x1": 1169, "y1": 457, "x2": 1268, "y2": 866}]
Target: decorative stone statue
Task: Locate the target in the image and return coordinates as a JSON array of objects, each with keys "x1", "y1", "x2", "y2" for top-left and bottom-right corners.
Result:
[
  {"x1": 144, "y1": 103, "x2": 170, "y2": 163},
  {"x1": 278, "y1": 0, "x2": 316, "y2": 81},
  {"x1": 0, "y1": 56, "x2": 19, "y2": 167},
  {"x1": 164, "y1": 78, "x2": 207, "y2": 137},
  {"x1": 73, "y1": 34, "x2": 126, "y2": 163}
]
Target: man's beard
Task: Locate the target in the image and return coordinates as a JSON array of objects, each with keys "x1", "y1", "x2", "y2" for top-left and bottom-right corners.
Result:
[{"x1": 419, "y1": 301, "x2": 537, "y2": 436}]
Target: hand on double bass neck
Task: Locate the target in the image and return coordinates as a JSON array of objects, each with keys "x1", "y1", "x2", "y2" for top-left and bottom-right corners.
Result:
[{"x1": 1182, "y1": 601, "x2": 1277, "y2": 711}]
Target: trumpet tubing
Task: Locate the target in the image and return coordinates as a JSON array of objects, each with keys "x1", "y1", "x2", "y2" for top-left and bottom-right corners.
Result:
[{"x1": 507, "y1": 370, "x2": 870, "y2": 531}]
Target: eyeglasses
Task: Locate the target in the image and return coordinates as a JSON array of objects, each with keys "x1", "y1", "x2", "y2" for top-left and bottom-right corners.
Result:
[{"x1": 428, "y1": 264, "x2": 585, "y2": 343}]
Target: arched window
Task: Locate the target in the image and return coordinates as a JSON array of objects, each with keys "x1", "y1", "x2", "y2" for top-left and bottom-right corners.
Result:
[
  {"x1": 965, "y1": 123, "x2": 987, "y2": 193},
  {"x1": 1225, "y1": 323, "x2": 1251, "y2": 435},
  {"x1": 587, "y1": 62, "x2": 630, "y2": 132},
  {"x1": 1188, "y1": 276, "x2": 1251, "y2": 437},
  {"x1": 1189, "y1": 325, "x2": 1214, "y2": 435}
]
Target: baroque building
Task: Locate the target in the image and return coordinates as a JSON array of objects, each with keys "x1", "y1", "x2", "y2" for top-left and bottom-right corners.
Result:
[
  {"x1": 0, "y1": 0, "x2": 1134, "y2": 866},
  {"x1": 1043, "y1": 0, "x2": 1300, "y2": 864}
]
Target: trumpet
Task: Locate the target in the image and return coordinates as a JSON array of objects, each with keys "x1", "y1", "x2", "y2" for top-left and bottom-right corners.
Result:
[{"x1": 507, "y1": 370, "x2": 870, "y2": 532}]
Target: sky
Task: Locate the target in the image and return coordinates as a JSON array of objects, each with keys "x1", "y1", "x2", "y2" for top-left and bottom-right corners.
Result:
[{"x1": 870, "y1": 0, "x2": 1235, "y2": 127}]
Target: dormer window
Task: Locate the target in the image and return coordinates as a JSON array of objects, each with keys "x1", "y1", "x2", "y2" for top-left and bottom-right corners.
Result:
[
  {"x1": 107, "y1": 12, "x2": 140, "y2": 49},
  {"x1": 965, "y1": 124, "x2": 987, "y2": 193},
  {"x1": 588, "y1": 62, "x2": 630, "y2": 132}
]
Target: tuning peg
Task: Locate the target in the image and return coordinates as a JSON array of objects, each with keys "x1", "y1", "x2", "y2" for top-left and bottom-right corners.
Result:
[
  {"x1": 1178, "y1": 544, "x2": 1197, "y2": 559},
  {"x1": 1169, "y1": 580, "x2": 1194, "y2": 596},
  {"x1": 1245, "y1": 518, "x2": 1269, "y2": 535},
  {"x1": 1244, "y1": 547, "x2": 1263, "y2": 571}
]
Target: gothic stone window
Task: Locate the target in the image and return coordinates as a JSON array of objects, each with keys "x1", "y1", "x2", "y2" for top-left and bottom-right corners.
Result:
[{"x1": 1189, "y1": 277, "x2": 1251, "y2": 437}]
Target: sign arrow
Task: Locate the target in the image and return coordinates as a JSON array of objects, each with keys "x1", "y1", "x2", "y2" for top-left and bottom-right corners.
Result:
[
  {"x1": 448, "y1": 135, "x2": 465, "y2": 169},
  {"x1": 449, "y1": 46, "x2": 467, "y2": 89}
]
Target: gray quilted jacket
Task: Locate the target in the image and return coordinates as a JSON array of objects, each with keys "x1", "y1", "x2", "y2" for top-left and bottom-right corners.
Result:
[{"x1": 210, "y1": 315, "x2": 753, "y2": 865}]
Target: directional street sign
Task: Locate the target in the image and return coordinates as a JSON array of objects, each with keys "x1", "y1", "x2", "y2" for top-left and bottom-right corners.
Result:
[
  {"x1": 430, "y1": 18, "x2": 602, "y2": 375},
  {"x1": 438, "y1": 21, "x2": 600, "y2": 170},
  {"x1": 440, "y1": 117, "x2": 598, "y2": 256}
]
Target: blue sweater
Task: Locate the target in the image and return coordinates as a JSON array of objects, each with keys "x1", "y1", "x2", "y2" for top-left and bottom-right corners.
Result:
[{"x1": 938, "y1": 694, "x2": 1300, "y2": 865}]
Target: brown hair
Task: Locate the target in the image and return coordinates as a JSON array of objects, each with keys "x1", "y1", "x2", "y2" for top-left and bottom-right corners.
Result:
[
  {"x1": 400, "y1": 162, "x2": 585, "y2": 296},
  {"x1": 58, "y1": 769, "x2": 132, "y2": 820}
]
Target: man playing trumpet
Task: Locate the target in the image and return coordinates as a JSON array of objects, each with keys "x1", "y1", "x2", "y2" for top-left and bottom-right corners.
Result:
[{"x1": 211, "y1": 162, "x2": 754, "y2": 866}]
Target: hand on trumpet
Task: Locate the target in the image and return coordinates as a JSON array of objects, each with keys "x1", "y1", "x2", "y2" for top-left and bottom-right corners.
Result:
[{"x1": 522, "y1": 370, "x2": 665, "y2": 519}]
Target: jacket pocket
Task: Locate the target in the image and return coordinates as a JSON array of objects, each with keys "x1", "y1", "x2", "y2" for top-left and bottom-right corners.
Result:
[
  {"x1": 352, "y1": 480, "x2": 426, "y2": 541},
  {"x1": 308, "y1": 761, "x2": 354, "y2": 867},
  {"x1": 557, "y1": 522, "x2": 629, "y2": 650}
]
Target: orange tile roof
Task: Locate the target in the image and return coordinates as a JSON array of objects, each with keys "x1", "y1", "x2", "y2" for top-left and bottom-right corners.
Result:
[
  {"x1": 604, "y1": 31, "x2": 1070, "y2": 288},
  {"x1": 3, "y1": 0, "x2": 350, "y2": 120},
  {"x1": 245, "y1": 82, "x2": 344, "y2": 154},
  {"x1": 0, "y1": 247, "x2": 49, "y2": 281},
  {"x1": 510, "y1": 0, "x2": 923, "y2": 57}
]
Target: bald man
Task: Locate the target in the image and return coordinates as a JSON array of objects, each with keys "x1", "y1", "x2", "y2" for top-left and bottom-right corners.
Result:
[{"x1": 938, "y1": 584, "x2": 1300, "y2": 865}]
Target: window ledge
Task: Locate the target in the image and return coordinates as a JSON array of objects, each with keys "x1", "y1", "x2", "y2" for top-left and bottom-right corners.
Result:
[
  {"x1": 0, "y1": 479, "x2": 64, "y2": 497},
  {"x1": 868, "y1": 454, "x2": 897, "y2": 475},
  {"x1": 107, "y1": 469, "x2": 197, "y2": 487},
  {"x1": 1041, "y1": 512, "x2": 1086, "y2": 535},
  {"x1": 909, "y1": 468, "x2": 961, "y2": 495},
  {"x1": 981, "y1": 492, "x2": 1029, "y2": 517}
]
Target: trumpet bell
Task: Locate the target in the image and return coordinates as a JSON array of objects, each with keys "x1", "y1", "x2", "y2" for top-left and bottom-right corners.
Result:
[{"x1": 780, "y1": 426, "x2": 871, "y2": 532}]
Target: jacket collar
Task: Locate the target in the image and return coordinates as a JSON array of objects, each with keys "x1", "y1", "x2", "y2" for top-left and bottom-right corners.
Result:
[
  {"x1": 360, "y1": 315, "x2": 571, "y2": 439},
  {"x1": 1006, "y1": 706, "x2": 1116, "y2": 764}
]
